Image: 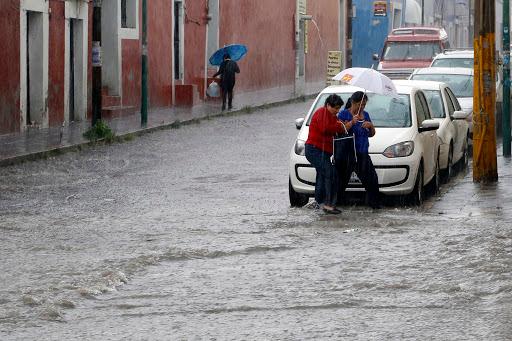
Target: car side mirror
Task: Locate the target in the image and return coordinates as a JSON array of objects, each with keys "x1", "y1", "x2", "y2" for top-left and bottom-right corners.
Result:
[
  {"x1": 295, "y1": 117, "x2": 305, "y2": 130},
  {"x1": 419, "y1": 119, "x2": 439, "y2": 132},
  {"x1": 372, "y1": 53, "x2": 380, "y2": 61},
  {"x1": 451, "y1": 110, "x2": 469, "y2": 120}
]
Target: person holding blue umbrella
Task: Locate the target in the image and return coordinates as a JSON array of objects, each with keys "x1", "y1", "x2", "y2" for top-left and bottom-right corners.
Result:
[{"x1": 212, "y1": 53, "x2": 240, "y2": 110}]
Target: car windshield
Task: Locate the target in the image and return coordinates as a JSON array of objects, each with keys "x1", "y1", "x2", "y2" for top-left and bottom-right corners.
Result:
[
  {"x1": 383, "y1": 41, "x2": 441, "y2": 61},
  {"x1": 423, "y1": 90, "x2": 445, "y2": 118},
  {"x1": 410, "y1": 73, "x2": 473, "y2": 97},
  {"x1": 307, "y1": 93, "x2": 411, "y2": 128},
  {"x1": 431, "y1": 57, "x2": 473, "y2": 68}
]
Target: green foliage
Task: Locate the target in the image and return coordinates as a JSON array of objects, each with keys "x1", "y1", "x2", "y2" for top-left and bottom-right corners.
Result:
[{"x1": 83, "y1": 120, "x2": 115, "y2": 143}]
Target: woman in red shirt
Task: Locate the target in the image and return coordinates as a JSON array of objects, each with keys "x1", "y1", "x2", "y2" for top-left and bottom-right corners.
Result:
[{"x1": 305, "y1": 94, "x2": 345, "y2": 214}]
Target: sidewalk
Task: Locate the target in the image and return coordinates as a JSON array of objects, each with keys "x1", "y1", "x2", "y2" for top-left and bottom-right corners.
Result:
[{"x1": 0, "y1": 83, "x2": 323, "y2": 166}]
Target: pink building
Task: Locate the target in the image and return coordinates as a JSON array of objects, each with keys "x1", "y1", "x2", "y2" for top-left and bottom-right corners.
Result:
[{"x1": 0, "y1": 0, "x2": 347, "y2": 135}]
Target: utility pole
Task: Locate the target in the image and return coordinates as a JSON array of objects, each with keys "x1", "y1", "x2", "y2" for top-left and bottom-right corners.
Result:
[
  {"x1": 92, "y1": 0, "x2": 102, "y2": 126},
  {"x1": 473, "y1": 0, "x2": 498, "y2": 182},
  {"x1": 503, "y1": 0, "x2": 511, "y2": 156},
  {"x1": 141, "y1": 0, "x2": 148, "y2": 127}
]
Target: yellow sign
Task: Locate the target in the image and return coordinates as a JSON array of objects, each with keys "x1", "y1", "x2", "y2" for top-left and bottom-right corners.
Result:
[{"x1": 326, "y1": 51, "x2": 343, "y2": 86}]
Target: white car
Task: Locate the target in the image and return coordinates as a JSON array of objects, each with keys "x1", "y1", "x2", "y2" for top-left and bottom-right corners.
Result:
[
  {"x1": 430, "y1": 49, "x2": 503, "y2": 122},
  {"x1": 289, "y1": 84, "x2": 440, "y2": 207},
  {"x1": 395, "y1": 80, "x2": 470, "y2": 180},
  {"x1": 430, "y1": 49, "x2": 474, "y2": 68},
  {"x1": 409, "y1": 67, "x2": 474, "y2": 136}
]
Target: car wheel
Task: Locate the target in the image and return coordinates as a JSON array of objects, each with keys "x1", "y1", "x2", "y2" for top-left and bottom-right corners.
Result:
[
  {"x1": 428, "y1": 156, "x2": 440, "y2": 196},
  {"x1": 289, "y1": 178, "x2": 309, "y2": 207},
  {"x1": 410, "y1": 164, "x2": 424, "y2": 206},
  {"x1": 458, "y1": 137, "x2": 469, "y2": 172},
  {"x1": 442, "y1": 144, "x2": 454, "y2": 183}
]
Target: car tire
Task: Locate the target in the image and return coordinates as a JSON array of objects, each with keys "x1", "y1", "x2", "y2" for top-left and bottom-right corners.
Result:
[
  {"x1": 442, "y1": 144, "x2": 454, "y2": 183},
  {"x1": 410, "y1": 164, "x2": 424, "y2": 206},
  {"x1": 458, "y1": 137, "x2": 469, "y2": 172},
  {"x1": 427, "y1": 156, "x2": 440, "y2": 196},
  {"x1": 289, "y1": 178, "x2": 309, "y2": 207}
]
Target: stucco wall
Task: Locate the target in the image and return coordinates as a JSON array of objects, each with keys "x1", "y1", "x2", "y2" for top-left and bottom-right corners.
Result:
[
  {"x1": 122, "y1": 39, "x2": 142, "y2": 109},
  {"x1": 48, "y1": 1, "x2": 65, "y2": 126},
  {"x1": 306, "y1": 1, "x2": 340, "y2": 84},
  {"x1": 218, "y1": 0, "x2": 296, "y2": 92},
  {"x1": 184, "y1": 0, "x2": 207, "y2": 95},
  {"x1": 0, "y1": 2, "x2": 21, "y2": 134},
  {"x1": 148, "y1": 0, "x2": 173, "y2": 107}
]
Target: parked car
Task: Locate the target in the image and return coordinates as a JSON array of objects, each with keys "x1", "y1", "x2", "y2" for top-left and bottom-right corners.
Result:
[
  {"x1": 394, "y1": 80, "x2": 470, "y2": 180},
  {"x1": 430, "y1": 49, "x2": 473, "y2": 68},
  {"x1": 373, "y1": 27, "x2": 450, "y2": 79},
  {"x1": 430, "y1": 48, "x2": 503, "y2": 114},
  {"x1": 289, "y1": 84, "x2": 440, "y2": 207},
  {"x1": 409, "y1": 67, "x2": 474, "y2": 136}
]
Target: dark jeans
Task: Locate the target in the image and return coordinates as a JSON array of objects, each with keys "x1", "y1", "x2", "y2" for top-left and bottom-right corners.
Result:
[
  {"x1": 222, "y1": 85, "x2": 234, "y2": 109},
  {"x1": 336, "y1": 152, "x2": 380, "y2": 207},
  {"x1": 305, "y1": 144, "x2": 338, "y2": 207}
]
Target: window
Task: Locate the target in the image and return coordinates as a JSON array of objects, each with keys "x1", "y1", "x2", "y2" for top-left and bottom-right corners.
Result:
[
  {"x1": 423, "y1": 90, "x2": 445, "y2": 118},
  {"x1": 121, "y1": 0, "x2": 136, "y2": 29},
  {"x1": 444, "y1": 89, "x2": 456, "y2": 117},
  {"x1": 415, "y1": 92, "x2": 429, "y2": 126}
]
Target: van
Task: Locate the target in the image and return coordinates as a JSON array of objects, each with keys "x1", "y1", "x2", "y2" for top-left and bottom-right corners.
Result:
[{"x1": 373, "y1": 27, "x2": 450, "y2": 79}]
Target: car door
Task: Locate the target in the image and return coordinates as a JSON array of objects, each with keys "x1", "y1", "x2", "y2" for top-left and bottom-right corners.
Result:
[
  {"x1": 415, "y1": 91, "x2": 437, "y2": 184},
  {"x1": 445, "y1": 86, "x2": 466, "y2": 162}
]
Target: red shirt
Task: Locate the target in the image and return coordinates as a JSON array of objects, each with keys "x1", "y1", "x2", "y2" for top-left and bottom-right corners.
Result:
[{"x1": 306, "y1": 106, "x2": 344, "y2": 154}]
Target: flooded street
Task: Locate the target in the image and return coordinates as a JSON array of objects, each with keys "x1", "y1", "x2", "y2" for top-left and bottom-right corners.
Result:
[{"x1": 1, "y1": 101, "x2": 512, "y2": 340}]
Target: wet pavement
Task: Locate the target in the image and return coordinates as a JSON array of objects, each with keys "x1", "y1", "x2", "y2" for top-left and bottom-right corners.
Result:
[{"x1": 1, "y1": 89, "x2": 512, "y2": 340}]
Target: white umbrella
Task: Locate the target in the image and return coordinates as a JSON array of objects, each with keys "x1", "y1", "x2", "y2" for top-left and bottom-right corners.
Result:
[{"x1": 332, "y1": 67, "x2": 398, "y2": 97}]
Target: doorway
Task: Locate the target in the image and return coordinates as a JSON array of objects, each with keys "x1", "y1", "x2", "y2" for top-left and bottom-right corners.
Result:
[
  {"x1": 174, "y1": 0, "x2": 184, "y2": 81},
  {"x1": 26, "y1": 11, "x2": 45, "y2": 126},
  {"x1": 67, "y1": 18, "x2": 86, "y2": 122}
]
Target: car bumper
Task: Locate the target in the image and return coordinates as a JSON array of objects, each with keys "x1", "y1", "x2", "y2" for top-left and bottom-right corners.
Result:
[{"x1": 290, "y1": 151, "x2": 420, "y2": 196}]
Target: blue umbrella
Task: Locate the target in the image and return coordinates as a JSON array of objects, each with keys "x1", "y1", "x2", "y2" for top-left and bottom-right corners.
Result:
[{"x1": 209, "y1": 44, "x2": 248, "y2": 66}]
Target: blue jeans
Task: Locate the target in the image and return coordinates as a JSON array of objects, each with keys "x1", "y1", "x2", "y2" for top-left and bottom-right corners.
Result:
[{"x1": 305, "y1": 144, "x2": 338, "y2": 207}]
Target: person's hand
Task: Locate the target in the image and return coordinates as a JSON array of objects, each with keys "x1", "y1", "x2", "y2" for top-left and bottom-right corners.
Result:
[
  {"x1": 351, "y1": 114, "x2": 359, "y2": 125},
  {"x1": 362, "y1": 121, "x2": 373, "y2": 129}
]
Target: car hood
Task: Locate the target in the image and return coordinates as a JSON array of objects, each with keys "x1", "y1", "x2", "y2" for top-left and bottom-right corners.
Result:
[
  {"x1": 457, "y1": 97, "x2": 473, "y2": 112},
  {"x1": 369, "y1": 128, "x2": 415, "y2": 153}
]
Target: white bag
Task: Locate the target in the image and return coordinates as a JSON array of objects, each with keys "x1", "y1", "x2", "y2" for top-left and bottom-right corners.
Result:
[{"x1": 206, "y1": 81, "x2": 221, "y2": 98}]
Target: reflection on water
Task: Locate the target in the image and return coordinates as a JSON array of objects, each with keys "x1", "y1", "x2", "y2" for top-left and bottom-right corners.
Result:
[{"x1": 1, "y1": 103, "x2": 512, "y2": 340}]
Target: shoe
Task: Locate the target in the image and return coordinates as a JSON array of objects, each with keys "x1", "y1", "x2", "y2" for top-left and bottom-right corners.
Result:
[
  {"x1": 228, "y1": 106, "x2": 233, "y2": 110},
  {"x1": 306, "y1": 201, "x2": 321, "y2": 209},
  {"x1": 369, "y1": 203, "x2": 381, "y2": 209},
  {"x1": 222, "y1": 106, "x2": 226, "y2": 111},
  {"x1": 323, "y1": 207, "x2": 341, "y2": 215}
]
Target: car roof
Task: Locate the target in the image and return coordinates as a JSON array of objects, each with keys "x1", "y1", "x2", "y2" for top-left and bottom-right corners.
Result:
[
  {"x1": 394, "y1": 79, "x2": 445, "y2": 91},
  {"x1": 319, "y1": 84, "x2": 414, "y2": 96},
  {"x1": 411, "y1": 67, "x2": 473, "y2": 76}
]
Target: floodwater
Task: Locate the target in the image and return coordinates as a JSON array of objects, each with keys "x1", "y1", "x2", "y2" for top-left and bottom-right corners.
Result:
[{"x1": 1, "y1": 101, "x2": 512, "y2": 340}]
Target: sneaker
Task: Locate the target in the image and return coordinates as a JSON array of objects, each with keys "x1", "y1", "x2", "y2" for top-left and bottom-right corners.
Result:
[{"x1": 323, "y1": 207, "x2": 342, "y2": 214}]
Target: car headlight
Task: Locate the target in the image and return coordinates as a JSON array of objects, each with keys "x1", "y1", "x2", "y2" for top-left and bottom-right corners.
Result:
[
  {"x1": 383, "y1": 141, "x2": 414, "y2": 158},
  {"x1": 294, "y1": 139, "x2": 306, "y2": 156}
]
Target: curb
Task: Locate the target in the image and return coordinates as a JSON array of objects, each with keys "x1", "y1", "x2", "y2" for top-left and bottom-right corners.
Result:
[{"x1": 0, "y1": 94, "x2": 317, "y2": 167}]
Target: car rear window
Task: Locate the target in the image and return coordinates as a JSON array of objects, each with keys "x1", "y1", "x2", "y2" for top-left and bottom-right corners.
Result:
[
  {"x1": 431, "y1": 58, "x2": 473, "y2": 68},
  {"x1": 307, "y1": 93, "x2": 412, "y2": 128},
  {"x1": 383, "y1": 41, "x2": 442, "y2": 61},
  {"x1": 410, "y1": 74, "x2": 473, "y2": 97}
]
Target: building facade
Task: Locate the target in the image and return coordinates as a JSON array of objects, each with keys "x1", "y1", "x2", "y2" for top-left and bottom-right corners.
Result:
[{"x1": 0, "y1": 0, "x2": 346, "y2": 135}]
